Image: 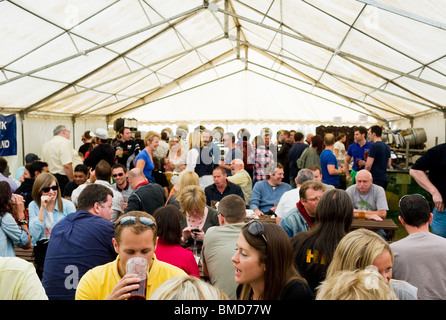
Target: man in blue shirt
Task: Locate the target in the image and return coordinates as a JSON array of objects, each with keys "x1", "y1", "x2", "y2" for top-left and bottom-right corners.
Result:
[
  {"x1": 42, "y1": 184, "x2": 117, "y2": 300},
  {"x1": 249, "y1": 163, "x2": 291, "y2": 216},
  {"x1": 320, "y1": 133, "x2": 343, "y2": 188},
  {"x1": 343, "y1": 126, "x2": 372, "y2": 185},
  {"x1": 365, "y1": 125, "x2": 391, "y2": 190},
  {"x1": 219, "y1": 132, "x2": 243, "y2": 176}
]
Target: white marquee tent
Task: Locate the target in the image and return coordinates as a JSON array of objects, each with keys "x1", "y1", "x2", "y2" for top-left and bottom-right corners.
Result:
[{"x1": 1, "y1": 0, "x2": 445, "y2": 174}]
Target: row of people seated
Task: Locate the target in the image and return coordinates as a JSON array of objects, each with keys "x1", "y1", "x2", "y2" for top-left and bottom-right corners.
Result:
[{"x1": 5, "y1": 186, "x2": 444, "y2": 300}]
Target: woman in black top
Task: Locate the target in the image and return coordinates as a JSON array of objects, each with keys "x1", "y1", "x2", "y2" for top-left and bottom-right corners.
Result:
[
  {"x1": 233, "y1": 221, "x2": 313, "y2": 300},
  {"x1": 291, "y1": 189, "x2": 353, "y2": 293}
]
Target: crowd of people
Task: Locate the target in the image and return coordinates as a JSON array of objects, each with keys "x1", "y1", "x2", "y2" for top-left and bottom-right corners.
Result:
[{"x1": 0, "y1": 123, "x2": 445, "y2": 301}]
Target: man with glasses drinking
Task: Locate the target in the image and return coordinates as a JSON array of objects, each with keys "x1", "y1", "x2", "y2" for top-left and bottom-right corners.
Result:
[
  {"x1": 279, "y1": 180, "x2": 325, "y2": 238},
  {"x1": 390, "y1": 194, "x2": 446, "y2": 300},
  {"x1": 42, "y1": 184, "x2": 117, "y2": 300},
  {"x1": 75, "y1": 211, "x2": 186, "y2": 300}
]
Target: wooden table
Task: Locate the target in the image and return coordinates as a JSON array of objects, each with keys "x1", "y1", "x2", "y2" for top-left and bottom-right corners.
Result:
[
  {"x1": 244, "y1": 214, "x2": 277, "y2": 224},
  {"x1": 350, "y1": 218, "x2": 398, "y2": 241}
]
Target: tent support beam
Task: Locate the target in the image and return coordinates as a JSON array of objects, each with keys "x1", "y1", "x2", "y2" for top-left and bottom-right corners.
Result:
[
  {"x1": 243, "y1": 41, "x2": 432, "y2": 116},
  {"x1": 20, "y1": 5, "x2": 206, "y2": 114},
  {"x1": 108, "y1": 49, "x2": 239, "y2": 117}
]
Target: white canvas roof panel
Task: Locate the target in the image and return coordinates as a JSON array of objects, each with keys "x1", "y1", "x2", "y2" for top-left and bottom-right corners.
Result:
[{"x1": 0, "y1": 0, "x2": 444, "y2": 126}]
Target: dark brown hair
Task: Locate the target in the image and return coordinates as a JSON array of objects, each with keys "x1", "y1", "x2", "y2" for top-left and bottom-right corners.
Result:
[
  {"x1": 239, "y1": 223, "x2": 306, "y2": 300},
  {"x1": 0, "y1": 181, "x2": 13, "y2": 216},
  {"x1": 152, "y1": 205, "x2": 182, "y2": 245}
]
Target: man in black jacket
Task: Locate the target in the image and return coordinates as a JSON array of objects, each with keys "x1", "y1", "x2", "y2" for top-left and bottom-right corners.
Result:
[{"x1": 126, "y1": 168, "x2": 165, "y2": 215}]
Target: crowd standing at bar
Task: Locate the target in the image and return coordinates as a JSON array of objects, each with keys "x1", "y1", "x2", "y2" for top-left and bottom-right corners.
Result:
[{"x1": 1, "y1": 123, "x2": 445, "y2": 301}]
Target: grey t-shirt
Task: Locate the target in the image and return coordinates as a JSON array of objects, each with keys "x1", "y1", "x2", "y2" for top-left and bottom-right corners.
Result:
[
  {"x1": 202, "y1": 223, "x2": 245, "y2": 299},
  {"x1": 391, "y1": 232, "x2": 446, "y2": 300},
  {"x1": 346, "y1": 183, "x2": 389, "y2": 211}
]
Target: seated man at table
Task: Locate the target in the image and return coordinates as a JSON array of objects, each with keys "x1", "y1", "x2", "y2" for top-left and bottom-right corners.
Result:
[
  {"x1": 279, "y1": 180, "x2": 325, "y2": 238},
  {"x1": 227, "y1": 159, "x2": 252, "y2": 205},
  {"x1": 275, "y1": 168, "x2": 314, "y2": 225},
  {"x1": 204, "y1": 166, "x2": 245, "y2": 206},
  {"x1": 345, "y1": 169, "x2": 387, "y2": 221},
  {"x1": 249, "y1": 163, "x2": 291, "y2": 216}
]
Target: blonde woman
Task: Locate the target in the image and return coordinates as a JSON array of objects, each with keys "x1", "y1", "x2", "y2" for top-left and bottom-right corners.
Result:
[
  {"x1": 150, "y1": 275, "x2": 228, "y2": 300},
  {"x1": 177, "y1": 185, "x2": 219, "y2": 252},
  {"x1": 185, "y1": 131, "x2": 214, "y2": 189},
  {"x1": 324, "y1": 228, "x2": 418, "y2": 300},
  {"x1": 28, "y1": 172, "x2": 75, "y2": 277},
  {"x1": 316, "y1": 269, "x2": 398, "y2": 300},
  {"x1": 166, "y1": 171, "x2": 200, "y2": 208},
  {"x1": 135, "y1": 131, "x2": 160, "y2": 183},
  {"x1": 167, "y1": 136, "x2": 186, "y2": 173}
]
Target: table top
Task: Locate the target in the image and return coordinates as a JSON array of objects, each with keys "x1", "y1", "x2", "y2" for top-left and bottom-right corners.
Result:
[
  {"x1": 350, "y1": 218, "x2": 398, "y2": 230},
  {"x1": 244, "y1": 215, "x2": 277, "y2": 224}
]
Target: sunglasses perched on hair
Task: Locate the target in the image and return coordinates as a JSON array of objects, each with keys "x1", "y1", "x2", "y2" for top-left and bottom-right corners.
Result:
[
  {"x1": 42, "y1": 185, "x2": 58, "y2": 193},
  {"x1": 119, "y1": 216, "x2": 155, "y2": 227},
  {"x1": 246, "y1": 220, "x2": 268, "y2": 247}
]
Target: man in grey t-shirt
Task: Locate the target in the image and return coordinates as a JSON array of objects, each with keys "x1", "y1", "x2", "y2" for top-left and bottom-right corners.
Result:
[
  {"x1": 391, "y1": 194, "x2": 446, "y2": 300},
  {"x1": 346, "y1": 170, "x2": 388, "y2": 221},
  {"x1": 202, "y1": 194, "x2": 246, "y2": 299}
]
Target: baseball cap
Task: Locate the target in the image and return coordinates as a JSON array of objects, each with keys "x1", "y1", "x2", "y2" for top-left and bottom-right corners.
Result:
[{"x1": 90, "y1": 128, "x2": 109, "y2": 140}]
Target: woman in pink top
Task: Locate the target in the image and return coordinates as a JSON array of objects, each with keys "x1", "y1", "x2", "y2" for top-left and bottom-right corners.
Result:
[{"x1": 153, "y1": 205, "x2": 200, "y2": 277}]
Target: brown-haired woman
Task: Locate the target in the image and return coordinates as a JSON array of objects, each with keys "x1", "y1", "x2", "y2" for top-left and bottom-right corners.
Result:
[
  {"x1": 153, "y1": 205, "x2": 200, "y2": 277},
  {"x1": 291, "y1": 188, "x2": 353, "y2": 292},
  {"x1": 232, "y1": 221, "x2": 314, "y2": 300},
  {"x1": 0, "y1": 181, "x2": 30, "y2": 256},
  {"x1": 28, "y1": 172, "x2": 76, "y2": 277}
]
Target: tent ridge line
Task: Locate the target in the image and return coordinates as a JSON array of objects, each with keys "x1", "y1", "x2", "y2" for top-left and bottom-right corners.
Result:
[
  {"x1": 218, "y1": 6, "x2": 446, "y2": 95},
  {"x1": 247, "y1": 44, "x2": 435, "y2": 113}
]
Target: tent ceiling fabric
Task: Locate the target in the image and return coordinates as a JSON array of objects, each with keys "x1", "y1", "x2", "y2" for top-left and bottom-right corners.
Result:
[{"x1": 1, "y1": 0, "x2": 445, "y2": 125}]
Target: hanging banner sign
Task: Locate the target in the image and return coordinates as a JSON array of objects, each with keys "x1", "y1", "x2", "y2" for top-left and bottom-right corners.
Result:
[{"x1": 0, "y1": 114, "x2": 17, "y2": 156}]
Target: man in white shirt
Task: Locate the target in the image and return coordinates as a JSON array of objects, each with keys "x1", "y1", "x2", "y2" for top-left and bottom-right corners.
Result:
[
  {"x1": 41, "y1": 125, "x2": 80, "y2": 194},
  {"x1": 275, "y1": 168, "x2": 314, "y2": 225}
]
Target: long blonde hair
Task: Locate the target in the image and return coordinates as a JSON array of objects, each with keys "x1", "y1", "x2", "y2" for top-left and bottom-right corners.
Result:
[
  {"x1": 31, "y1": 172, "x2": 64, "y2": 211},
  {"x1": 326, "y1": 228, "x2": 394, "y2": 279},
  {"x1": 188, "y1": 131, "x2": 203, "y2": 149},
  {"x1": 150, "y1": 275, "x2": 228, "y2": 300}
]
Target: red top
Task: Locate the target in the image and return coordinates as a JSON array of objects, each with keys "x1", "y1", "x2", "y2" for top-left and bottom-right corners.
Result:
[{"x1": 154, "y1": 238, "x2": 200, "y2": 277}]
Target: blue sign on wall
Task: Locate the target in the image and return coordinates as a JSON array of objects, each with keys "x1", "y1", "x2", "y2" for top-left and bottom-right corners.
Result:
[{"x1": 0, "y1": 114, "x2": 17, "y2": 156}]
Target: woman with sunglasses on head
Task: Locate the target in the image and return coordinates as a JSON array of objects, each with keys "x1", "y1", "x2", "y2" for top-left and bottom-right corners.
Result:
[
  {"x1": 232, "y1": 221, "x2": 314, "y2": 300},
  {"x1": 28, "y1": 172, "x2": 76, "y2": 278}
]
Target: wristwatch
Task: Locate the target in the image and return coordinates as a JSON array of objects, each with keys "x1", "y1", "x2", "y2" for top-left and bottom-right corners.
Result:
[{"x1": 17, "y1": 219, "x2": 28, "y2": 226}]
